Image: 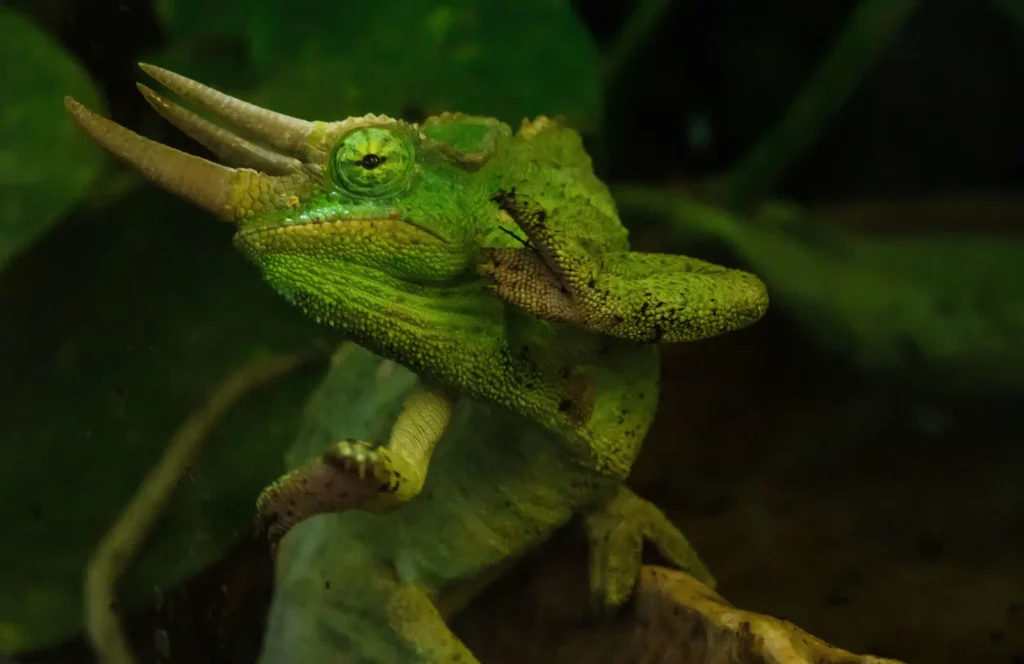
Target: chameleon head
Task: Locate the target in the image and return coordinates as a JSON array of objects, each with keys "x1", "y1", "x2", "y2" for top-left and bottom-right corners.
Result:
[{"x1": 64, "y1": 64, "x2": 501, "y2": 325}]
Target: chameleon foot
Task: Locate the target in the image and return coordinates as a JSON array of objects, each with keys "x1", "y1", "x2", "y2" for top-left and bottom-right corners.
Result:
[
  {"x1": 482, "y1": 188, "x2": 768, "y2": 343},
  {"x1": 255, "y1": 439, "x2": 401, "y2": 550},
  {"x1": 584, "y1": 486, "x2": 715, "y2": 616},
  {"x1": 324, "y1": 439, "x2": 400, "y2": 490}
]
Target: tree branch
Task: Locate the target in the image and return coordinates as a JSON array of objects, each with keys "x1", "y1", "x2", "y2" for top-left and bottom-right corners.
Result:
[
  {"x1": 84, "y1": 348, "x2": 328, "y2": 664},
  {"x1": 721, "y1": 0, "x2": 921, "y2": 209},
  {"x1": 602, "y1": 0, "x2": 675, "y2": 88}
]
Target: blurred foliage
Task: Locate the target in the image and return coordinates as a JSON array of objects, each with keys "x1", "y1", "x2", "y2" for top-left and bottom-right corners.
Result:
[
  {"x1": 0, "y1": 190, "x2": 326, "y2": 652},
  {"x1": 616, "y1": 188, "x2": 1024, "y2": 394},
  {"x1": 0, "y1": 9, "x2": 105, "y2": 269},
  {"x1": 152, "y1": 0, "x2": 602, "y2": 126}
]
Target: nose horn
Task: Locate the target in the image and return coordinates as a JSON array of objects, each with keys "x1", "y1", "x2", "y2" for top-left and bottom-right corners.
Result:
[{"x1": 64, "y1": 95, "x2": 242, "y2": 221}]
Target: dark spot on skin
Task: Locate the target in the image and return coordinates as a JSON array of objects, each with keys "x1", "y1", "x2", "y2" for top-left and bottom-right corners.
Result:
[
  {"x1": 534, "y1": 209, "x2": 546, "y2": 223},
  {"x1": 525, "y1": 383, "x2": 534, "y2": 390},
  {"x1": 639, "y1": 301, "x2": 649, "y2": 314},
  {"x1": 617, "y1": 415, "x2": 624, "y2": 425},
  {"x1": 558, "y1": 399, "x2": 573, "y2": 412},
  {"x1": 489, "y1": 188, "x2": 517, "y2": 206},
  {"x1": 639, "y1": 392, "x2": 645, "y2": 400},
  {"x1": 324, "y1": 580, "x2": 331, "y2": 590},
  {"x1": 358, "y1": 153, "x2": 385, "y2": 169},
  {"x1": 613, "y1": 314, "x2": 624, "y2": 325},
  {"x1": 587, "y1": 278, "x2": 596, "y2": 288},
  {"x1": 561, "y1": 367, "x2": 570, "y2": 379}
]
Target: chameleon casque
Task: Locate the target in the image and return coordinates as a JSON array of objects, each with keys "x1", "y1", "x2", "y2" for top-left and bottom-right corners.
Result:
[{"x1": 66, "y1": 64, "x2": 769, "y2": 663}]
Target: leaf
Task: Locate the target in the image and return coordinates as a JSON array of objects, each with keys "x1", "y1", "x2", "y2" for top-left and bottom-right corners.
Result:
[
  {"x1": 614, "y1": 187, "x2": 1024, "y2": 394},
  {"x1": 152, "y1": 0, "x2": 601, "y2": 127},
  {"x1": 0, "y1": 9, "x2": 105, "y2": 270},
  {"x1": 0, "y1": 190, "x2": 326, "y2": 653}
]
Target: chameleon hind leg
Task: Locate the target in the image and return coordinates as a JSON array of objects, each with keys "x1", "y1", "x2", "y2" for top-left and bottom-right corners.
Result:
[
  {"x1": 584, "y1": 486, "x2": 715, "y2": 616},
  {"x1": 255, "y1": 384, "x2": 454, "y2": 548}
]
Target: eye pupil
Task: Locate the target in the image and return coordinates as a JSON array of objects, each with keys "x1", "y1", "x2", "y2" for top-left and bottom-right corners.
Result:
[{"x1": 359, "y1": 153, "x2": 385, "y2": 170}]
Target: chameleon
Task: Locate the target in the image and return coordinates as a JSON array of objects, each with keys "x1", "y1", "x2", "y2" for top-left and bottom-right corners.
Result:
[{"x1": 65, "y1": 64, "x2": 769, "y2": 663}]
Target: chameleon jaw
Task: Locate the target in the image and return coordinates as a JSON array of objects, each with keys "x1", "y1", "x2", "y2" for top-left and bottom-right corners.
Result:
[{"x1": 234, "y1": 215, "x2": 448, "y2": 257}]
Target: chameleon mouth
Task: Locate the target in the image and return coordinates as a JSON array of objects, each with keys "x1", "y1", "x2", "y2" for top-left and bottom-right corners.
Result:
[
  {"x1": 236, "y1": 215, "x2": 448, "y2": 245},
  {"x1": 64, "y1": 63, "x2": 318, "y2": 222}
]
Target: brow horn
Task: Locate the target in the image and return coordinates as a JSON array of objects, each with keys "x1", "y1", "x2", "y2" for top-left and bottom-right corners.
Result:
[
  {"x1": 65, "y1": 96, "x2": 242, "y2": 221},
  {"x1": 138, "y1": 63, "x2": 314, "y2": 157},
  {"x1": 136, "y1": 83, "x2": 303, "y2": 176}
]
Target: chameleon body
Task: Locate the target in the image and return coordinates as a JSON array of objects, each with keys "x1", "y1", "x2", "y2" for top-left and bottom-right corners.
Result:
[{"x1": 66, "y1": 65, "x2": 768, "y2": 663}]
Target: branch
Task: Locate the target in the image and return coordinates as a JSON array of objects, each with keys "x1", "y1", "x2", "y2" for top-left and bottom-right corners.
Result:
[
  {"x1": 721, "y1": 0, "x2": 921, "y2": 209},
  {"x1": 84, "y1": 348, "x2": 328, "y2": 664},
  {"x1": 602, "y1": 0, "x2": 675, "y2": 88},
  {"x1": 613, "y1": 565, "x2": 906, "y2": 663}
]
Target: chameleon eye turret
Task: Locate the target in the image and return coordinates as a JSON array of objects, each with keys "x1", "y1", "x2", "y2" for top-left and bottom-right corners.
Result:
[{"x1": 330, "y1": 127, "x2": 416, "y2": 197}]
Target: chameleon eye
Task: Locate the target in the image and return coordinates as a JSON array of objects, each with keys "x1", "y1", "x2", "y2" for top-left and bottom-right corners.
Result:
[{"x1": 330, "y1": 126, "x2": 414, "y2": 197}]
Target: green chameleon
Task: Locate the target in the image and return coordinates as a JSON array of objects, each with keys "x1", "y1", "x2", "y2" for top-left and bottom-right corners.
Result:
[{"x1": 66, "y1": 64, "x2": 768, "y2": 663}]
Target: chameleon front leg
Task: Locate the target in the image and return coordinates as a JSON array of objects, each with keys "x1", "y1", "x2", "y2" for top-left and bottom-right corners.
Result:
[
  {"x1": 255, "y1": 384, "x2": 454, "y2": 547},
  {"x1": 482, "y1": 189, "x2": 768, "y2": 343},
  {"x1": 584, "y1": 485, "x2": 715, "y2": 616}
]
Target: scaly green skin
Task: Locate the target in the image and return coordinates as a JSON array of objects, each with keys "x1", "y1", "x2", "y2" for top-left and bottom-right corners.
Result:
[
  {"x1": 236, "y1": 113, "x2": 766, "y2": 482},
  {"x1": 66, "y1": 79, "x2": 768, "y2": 662}
]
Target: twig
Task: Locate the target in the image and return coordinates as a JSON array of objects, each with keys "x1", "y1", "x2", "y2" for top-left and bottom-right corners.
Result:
[
  {"x1": 602, "y1": 0, "x2": 675, "y2": 87},
  {"x1": 84, "y1": 348, "x2": 329, "y2": 664},
  {"x1": 616, "y1": 565, "x2": 906, "y2": 663},
  {"x1": 721, "y1": 0, "x2": 921, "y2": 209}
]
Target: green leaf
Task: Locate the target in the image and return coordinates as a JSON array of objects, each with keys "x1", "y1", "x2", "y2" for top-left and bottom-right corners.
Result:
[
  {"x1": 615, "y1": 187, "x2": 1024, "y2": 394},
  {"x1": 153, "y1": 0, "x2": 601, "y2": 127},
  {"x1": 0, "y1": 10, "x2": 105, "y2": 270},
  {"x1": 0, "y1": 190, "x2": 326, "y2": 653}
]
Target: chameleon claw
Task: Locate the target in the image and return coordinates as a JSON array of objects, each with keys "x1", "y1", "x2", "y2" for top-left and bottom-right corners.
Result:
[{"x1": 254, "y1": 440, "x2": 402, "y2": 550}]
